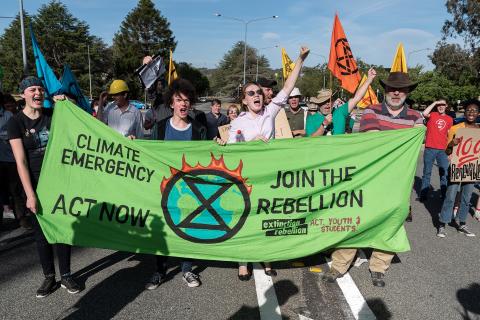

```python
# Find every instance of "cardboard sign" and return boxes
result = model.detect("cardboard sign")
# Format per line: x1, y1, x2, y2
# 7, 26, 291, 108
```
450, 128, 480, 182
218, 124, 231, 142
275, 108, 293, 139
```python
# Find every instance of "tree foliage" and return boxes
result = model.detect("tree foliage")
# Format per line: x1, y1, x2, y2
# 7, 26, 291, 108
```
210, 42, 273, 96
176, 62, 210, 96
112, 0, 176, 98
0, 1, 110, 97
443, 0, 480, 49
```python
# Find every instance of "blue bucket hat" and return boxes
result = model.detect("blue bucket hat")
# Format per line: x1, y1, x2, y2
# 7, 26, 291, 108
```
19, 76, 44, 93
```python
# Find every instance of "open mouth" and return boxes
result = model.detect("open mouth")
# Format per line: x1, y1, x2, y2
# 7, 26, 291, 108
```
253, 98, 261, 107
32, 96, 43, 104
179, 107, 188, 115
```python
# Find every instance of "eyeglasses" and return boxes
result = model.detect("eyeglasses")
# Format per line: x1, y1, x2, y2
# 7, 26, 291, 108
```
245, 89, 262, 97
228, 111, 238, 114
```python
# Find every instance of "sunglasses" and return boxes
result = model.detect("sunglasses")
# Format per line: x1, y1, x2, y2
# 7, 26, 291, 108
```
245, 89, 262, 97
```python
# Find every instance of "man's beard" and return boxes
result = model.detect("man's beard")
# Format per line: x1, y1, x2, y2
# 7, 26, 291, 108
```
385, 95, 406, 110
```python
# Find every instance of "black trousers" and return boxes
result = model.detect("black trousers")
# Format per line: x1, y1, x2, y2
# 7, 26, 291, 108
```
31, 216, 72, 277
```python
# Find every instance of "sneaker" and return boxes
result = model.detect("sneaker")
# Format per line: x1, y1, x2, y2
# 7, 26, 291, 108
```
3, 209, 15, 219
145, 272, 165, 290
60, 276, 81, 294
36, 276, 57, 298
370, 271, 385, 287
182, 272, 201, 287
457, 225, 476, 237
437, 226, 447, 238
321, 268, 342, 283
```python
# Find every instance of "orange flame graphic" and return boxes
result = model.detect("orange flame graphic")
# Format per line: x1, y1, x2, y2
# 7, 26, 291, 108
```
160, 153, 252, 194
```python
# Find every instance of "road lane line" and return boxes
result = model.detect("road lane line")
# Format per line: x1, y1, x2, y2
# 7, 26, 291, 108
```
253, 263, 282, 320
328, 262, 376, 320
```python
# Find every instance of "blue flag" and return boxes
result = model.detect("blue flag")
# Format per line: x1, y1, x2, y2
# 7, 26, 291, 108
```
30, 25, 62, 108
59, 65, 92, 113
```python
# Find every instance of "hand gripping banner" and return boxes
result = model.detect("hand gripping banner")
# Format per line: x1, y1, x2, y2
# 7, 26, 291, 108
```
36, 101, 424, 262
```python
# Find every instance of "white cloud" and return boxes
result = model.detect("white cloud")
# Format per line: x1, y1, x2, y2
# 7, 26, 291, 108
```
262, 32, 280, 40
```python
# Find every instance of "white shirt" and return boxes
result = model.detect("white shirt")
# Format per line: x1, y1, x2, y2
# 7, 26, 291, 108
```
228, 90, 288, 143
102, 102, 144, 138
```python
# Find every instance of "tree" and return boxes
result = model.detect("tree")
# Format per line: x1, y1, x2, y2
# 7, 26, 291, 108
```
33, 1, 111, 97
442, 0, 480, 50
0, 1, 111, 96
0, 13, 34, 93
176, 62, 210, 97
430, 43, 477, 85
112, 0, 176, 98
210, 42, 273, 96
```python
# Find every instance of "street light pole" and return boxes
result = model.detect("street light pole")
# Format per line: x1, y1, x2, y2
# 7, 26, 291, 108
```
256, 45, 278, 81
310, 52, 327, 88
87, 44, 92, 99
19, 0, 28, 74
215, 13, 278, 84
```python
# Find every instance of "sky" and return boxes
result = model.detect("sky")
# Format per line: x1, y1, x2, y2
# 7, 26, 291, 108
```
0, 0, 453, 70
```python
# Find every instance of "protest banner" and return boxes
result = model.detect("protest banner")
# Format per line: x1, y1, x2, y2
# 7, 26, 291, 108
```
36, 101, 424, 262
450, 128, 480, 182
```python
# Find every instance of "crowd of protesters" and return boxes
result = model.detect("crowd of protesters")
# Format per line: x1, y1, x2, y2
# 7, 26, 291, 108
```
2, 45, 480, 299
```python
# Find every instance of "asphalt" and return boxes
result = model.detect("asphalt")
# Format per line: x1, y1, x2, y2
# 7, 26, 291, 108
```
1, 107, 480, 319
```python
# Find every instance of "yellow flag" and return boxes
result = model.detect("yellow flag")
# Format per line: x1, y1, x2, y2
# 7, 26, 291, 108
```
390, 43, 408, 73
168, 49, 178, 85
281, 48, 295, 81
357, 74, 379, 108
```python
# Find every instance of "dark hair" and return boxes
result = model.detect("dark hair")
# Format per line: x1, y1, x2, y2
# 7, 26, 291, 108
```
2, 93, 16, 104
463, 99, 480, 112
211, 98, 221, 106
164, 78, 196, 106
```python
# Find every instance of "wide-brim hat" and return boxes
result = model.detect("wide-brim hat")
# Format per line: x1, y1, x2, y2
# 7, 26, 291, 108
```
309, 89, 332, 104
289, 87, 302, 97
380, 72, 418, 91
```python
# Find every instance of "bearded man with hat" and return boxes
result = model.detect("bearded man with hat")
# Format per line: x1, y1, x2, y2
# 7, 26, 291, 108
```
306, 68, 377, 136
96, 79, 144, 139
322, 71, 423, 288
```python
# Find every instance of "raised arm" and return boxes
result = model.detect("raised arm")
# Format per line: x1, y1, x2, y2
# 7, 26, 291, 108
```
422, 101, 440, 118
347, 68, 376, 113
282, 47, 310, 95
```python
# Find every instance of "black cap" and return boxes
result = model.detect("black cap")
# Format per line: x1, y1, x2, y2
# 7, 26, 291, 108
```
257, 77, 277, 88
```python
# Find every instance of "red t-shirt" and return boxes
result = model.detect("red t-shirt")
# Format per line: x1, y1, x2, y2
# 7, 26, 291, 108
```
425, 112, 453, 149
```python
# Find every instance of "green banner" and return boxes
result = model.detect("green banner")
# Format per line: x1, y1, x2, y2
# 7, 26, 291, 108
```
36, 101, 424, 262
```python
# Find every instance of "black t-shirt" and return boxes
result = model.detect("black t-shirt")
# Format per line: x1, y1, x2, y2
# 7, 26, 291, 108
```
206, 112, 229, 140
7, 112, 51, 186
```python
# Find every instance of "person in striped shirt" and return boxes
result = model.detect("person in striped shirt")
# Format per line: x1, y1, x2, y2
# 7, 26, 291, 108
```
322, 72, 423, 288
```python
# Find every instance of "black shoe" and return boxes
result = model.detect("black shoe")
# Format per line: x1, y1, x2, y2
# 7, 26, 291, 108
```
370, 272, 385, 287
145, 272, 166, 290
238, 273, 251, 281
406, 206, 412, 222
265, 269, 277, 277
321, 268, 342, 283
36, 276, 57, 298
60, 276, 81, 294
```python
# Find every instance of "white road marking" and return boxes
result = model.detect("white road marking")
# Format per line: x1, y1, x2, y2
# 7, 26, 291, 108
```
328, 262, 376, 320
253, 263, 282, 320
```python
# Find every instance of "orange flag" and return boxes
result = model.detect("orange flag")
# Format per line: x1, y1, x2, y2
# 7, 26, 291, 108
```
328, 14, 361, 94
357, 74, 379, 108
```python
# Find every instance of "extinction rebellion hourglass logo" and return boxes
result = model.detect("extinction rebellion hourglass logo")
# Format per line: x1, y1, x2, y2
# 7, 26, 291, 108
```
160, 154, 251, 243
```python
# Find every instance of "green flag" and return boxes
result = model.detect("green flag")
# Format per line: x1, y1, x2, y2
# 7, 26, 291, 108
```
36, 101, 424, 262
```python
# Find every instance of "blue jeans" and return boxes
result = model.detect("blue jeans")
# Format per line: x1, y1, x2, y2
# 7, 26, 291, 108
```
439, 182, 475, 224
421, 148, 449, 198
156, 256, 193, 274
